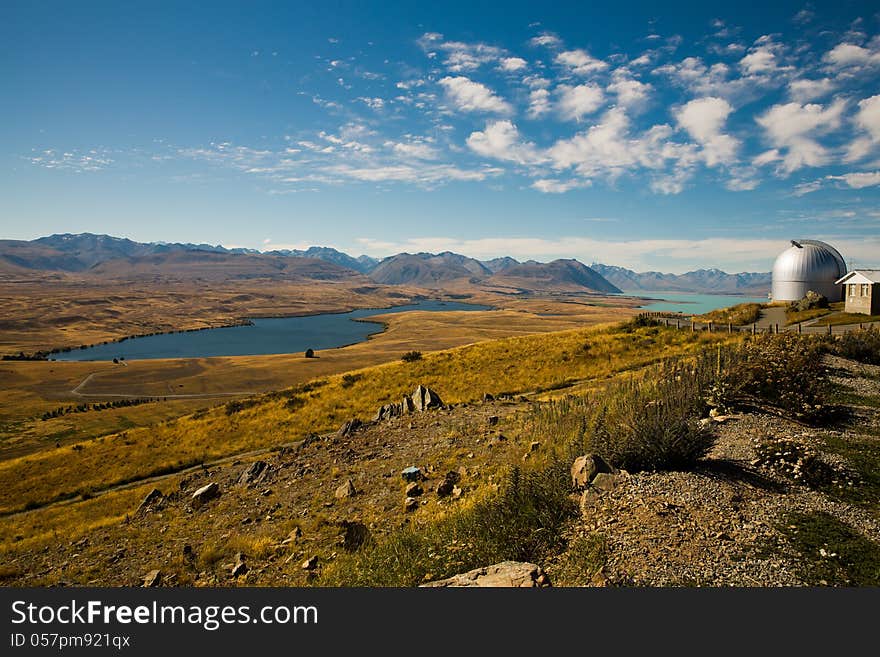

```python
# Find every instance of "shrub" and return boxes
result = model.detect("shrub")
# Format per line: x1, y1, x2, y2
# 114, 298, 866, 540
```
792, 290, 829, 313
715, 335, 831, 424
831, 328, 880, 365
340, 373, 361, 389
751, 435, 837, 488
401, 350, 422, 362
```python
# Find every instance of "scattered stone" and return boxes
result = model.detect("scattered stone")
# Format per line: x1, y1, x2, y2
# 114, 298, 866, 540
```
335, 479, 357, 499
405, 482, 423, 497
571, 454, 614, 489
142, 570, 162, 587
412, 385, 443, 412
182, 544, 194, 561
289, 526, 303, 541
452, 485, 463, 499
436, 471, 461, 497
591, 472, 622, 492
420, 561, 551, 588
237, 461, 267, 486
528, 441, 541, 452
404, 497, 419, 512
483, 393, 495, 402
338, 520, 370, 551
401, 466, 424, 482
301, 556, 318, 571
191, 482, 220, 509
487, 415, 499, 426
401, 395, 415, 414
137, 488, 163, 512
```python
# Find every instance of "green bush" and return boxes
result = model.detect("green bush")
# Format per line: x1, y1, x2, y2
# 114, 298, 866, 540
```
401, 350, 423, 362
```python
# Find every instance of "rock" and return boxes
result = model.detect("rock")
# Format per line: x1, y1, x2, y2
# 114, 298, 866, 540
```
420, 561, 551, 588
483, 393, 495, 402
528, 441, 541, 452
301, 556, 318, 571
289, 526, 303, 541
404, 497, 419, 512
142, 570, 162, 587
487, 415, 499, 426
182, 544, 194, 560
335, 479, 357, 499
231, 553, 248, 577
237, 461, 267, 486
401, 395, 415, 414
191, 482, 220, 509
338, 520, 370, 551
137, 488, 163, 512
571, 454, 614, 489
412, 385, 443, 412
373, 403, 401, 422
338, 418, 362, 437
452, 485, 463, 499
591, 472, 623, 492
436, 471, 461, 497
405, 482, 423, 497
401, 466, 424, 482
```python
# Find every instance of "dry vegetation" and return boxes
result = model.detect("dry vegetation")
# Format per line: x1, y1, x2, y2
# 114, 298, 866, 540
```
693, 302, 764, 326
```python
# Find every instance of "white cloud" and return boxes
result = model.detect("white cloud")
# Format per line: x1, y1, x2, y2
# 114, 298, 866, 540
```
438, 76, 512, 114
466, 120, 544, 165
557, 83, 605, 121
556, 49, 608, 75
608, 71, 652, 110
824, 42, 880, 69
675, 97, 739, 166
358, 97, 385, 109
387, 140, 439, 160
499, 57, 527, 72
531, 178, 589, 193
827, 171, 880, 188
754, 99, 847, 174
846, 95, 880, 162
739, 38, 791, 77
788, 78, 835, 102
530, 34, 561, 48
420, 35, 507, 72
527, 88, 551, 119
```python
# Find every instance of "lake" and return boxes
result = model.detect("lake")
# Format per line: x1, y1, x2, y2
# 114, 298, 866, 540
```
626, 291, 768, 315
53, 300, 492, 361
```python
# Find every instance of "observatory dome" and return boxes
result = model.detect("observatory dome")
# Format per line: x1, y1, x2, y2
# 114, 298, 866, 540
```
771, 240, 846, 302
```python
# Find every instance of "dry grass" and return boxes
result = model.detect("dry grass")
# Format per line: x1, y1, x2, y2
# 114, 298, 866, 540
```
0, 323, 734, 515
813, 312, 880, 326
785, 308, 833, 325
693, 302, 764, 326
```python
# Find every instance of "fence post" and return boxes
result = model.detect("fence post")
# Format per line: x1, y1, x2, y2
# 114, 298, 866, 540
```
708, 321, 713, 333
752, 323, 756, 335
798, 323, 802, 334
775, 323, 778, 334
828, 324, 832, 336
727, 322, 732, 334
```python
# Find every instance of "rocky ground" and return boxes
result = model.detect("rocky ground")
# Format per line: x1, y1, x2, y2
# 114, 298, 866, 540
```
2, 356, 878, 587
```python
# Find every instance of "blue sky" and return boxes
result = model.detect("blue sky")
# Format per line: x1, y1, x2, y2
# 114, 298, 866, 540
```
2, 0, 879, 272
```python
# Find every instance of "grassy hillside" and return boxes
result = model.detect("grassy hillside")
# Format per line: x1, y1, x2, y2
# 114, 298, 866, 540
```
0, 322, 736, 516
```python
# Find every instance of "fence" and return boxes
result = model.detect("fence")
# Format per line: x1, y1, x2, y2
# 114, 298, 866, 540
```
637, 313, 876, 336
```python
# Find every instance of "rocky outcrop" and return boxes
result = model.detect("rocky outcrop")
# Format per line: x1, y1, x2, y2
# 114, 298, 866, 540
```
420, 561, 551, 587
571, 454, 614, 489
372, 386, 443, 423
191, 482, 220, 509
237, 461, 267, 486
412, 385, 443, 411
335, 478, 357, 499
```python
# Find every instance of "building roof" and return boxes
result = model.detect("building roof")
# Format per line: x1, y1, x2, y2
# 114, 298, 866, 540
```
835, 270, 880, 285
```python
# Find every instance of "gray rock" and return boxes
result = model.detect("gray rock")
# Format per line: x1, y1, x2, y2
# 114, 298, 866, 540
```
237, 461, 267, 486
335, 478, 357, 499
571, 454, 614, 489
412, 385, 443, 412
420, 561, 551, 588
487, 415, 499, 426
142, 569, 162, 587
401, 466, 424, 482
137, 488, 163, 512
338, 418, 362, 437
591, 472, 623, 492
191, 482, 220, 509
373, 403, 402, 422
231, 553, 248, 577
401, 395, 415, 414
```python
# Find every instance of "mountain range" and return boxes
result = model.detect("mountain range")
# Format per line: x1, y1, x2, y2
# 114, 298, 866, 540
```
0, 233, 770, 295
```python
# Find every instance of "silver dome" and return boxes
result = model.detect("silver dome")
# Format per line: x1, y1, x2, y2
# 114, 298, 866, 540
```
771, 240, 846, 302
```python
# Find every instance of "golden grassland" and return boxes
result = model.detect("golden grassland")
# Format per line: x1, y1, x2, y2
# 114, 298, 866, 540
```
813, 312, 880, 326
693, 302, 764, 326
0, 322, 737, 518
0, 303, 634, 458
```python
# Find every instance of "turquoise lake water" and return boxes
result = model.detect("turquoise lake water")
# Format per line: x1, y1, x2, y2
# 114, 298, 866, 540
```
625, 291, 768, 315
53, 300, 492, 361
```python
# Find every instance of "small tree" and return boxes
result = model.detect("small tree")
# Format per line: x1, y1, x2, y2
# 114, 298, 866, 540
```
304, 348, 315, 358
401, 351, 422, 362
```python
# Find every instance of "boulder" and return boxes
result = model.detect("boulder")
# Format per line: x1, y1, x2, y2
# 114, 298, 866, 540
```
592, 472, 624, 492
401, 395, 415, 414
231, 553, 248, 577
137, 488, 163, 512
420, 561, 551, 588
412, 385, 443, 412
487, 415, 499, 426
373, 403, 402, 422
436, 471, 461, 497
191, 482, 220, 509
404, 497, 419, 512
405, 482, 423, 497
142, 570, 162, 587
304, 348, 316, 358
401, 466, 424, 482
335, 478, 357, 499
237, 461, 267, 486
571, 454, 614, 489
